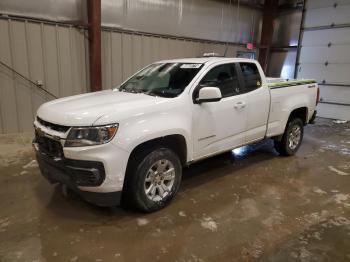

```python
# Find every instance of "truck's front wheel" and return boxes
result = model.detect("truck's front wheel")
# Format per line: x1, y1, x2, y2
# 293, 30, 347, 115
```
274, 118, 304, 156
124, 148, 182, 212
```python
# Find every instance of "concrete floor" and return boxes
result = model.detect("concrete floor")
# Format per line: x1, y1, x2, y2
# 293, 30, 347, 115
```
0, 118, 349, 262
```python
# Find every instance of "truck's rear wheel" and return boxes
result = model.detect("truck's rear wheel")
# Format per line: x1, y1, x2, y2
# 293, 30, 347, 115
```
124, 147, 182, 212
274, 118, 304, 156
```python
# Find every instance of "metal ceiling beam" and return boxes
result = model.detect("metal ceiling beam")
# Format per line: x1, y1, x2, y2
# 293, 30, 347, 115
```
87, 0, 102, 92
258, 0, 279, 73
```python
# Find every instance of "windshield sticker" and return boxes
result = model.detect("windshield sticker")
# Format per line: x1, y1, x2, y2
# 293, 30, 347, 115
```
180, 64, 202, 69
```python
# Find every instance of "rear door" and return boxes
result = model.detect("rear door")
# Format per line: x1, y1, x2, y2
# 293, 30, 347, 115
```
238, 62, 270, 143
192, 63, 248, 159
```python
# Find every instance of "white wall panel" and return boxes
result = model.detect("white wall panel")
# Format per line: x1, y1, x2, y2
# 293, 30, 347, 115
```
319, 85, 350, 105
0, 20, 19, 133
102, 0, 261, 44
304, 4, 350, 28
300, 46, 350, 64
42, 25, 60, 97
268, 51, 297, 79
159, 38, 170, 59
101, 30, 255, 90
0, 0, 87, 23
298, 0, 350, 120
302, 28, 350, 46
69, 27, 87, 95
10, 21, 33, 132
122, 33, 133, 82
0, 19, 88, 133
26, 23, 44, 89
0, 17, 258, 133
317, 103, 350, 121
132, 35, 143, 73
111, 32, 123, 87
1, 0, 261, 45
306, 0, 350, 9
272, 12, 301, 46
299, 64, 350, 85
57, 26, 74, 98
101, 31, 112, 90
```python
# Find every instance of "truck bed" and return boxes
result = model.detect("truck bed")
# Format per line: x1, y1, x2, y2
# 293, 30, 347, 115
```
266, 78, 318, 138
267, 78, 317, 89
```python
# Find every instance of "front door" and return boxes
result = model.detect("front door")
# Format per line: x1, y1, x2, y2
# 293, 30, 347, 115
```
192, 63, 247, 159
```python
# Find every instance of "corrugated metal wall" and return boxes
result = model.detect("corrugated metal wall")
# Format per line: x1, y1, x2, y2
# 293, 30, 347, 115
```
100, 30, 246, 89
0, 19, 88, 133
267, 11, 301, 79
0, 0, 262, 44
0, 0, 261, 134
297, 0, 350, 120
101, 0, 262, 44
268, 50, 297, 79
0, 20, 257, 134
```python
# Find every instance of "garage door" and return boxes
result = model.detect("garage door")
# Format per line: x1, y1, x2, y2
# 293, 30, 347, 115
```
297, 0, 350, 120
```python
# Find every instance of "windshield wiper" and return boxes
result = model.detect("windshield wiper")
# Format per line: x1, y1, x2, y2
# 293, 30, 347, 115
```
119, 87, 158, 96
119, 87, 140, 93
146, 89, 177, 98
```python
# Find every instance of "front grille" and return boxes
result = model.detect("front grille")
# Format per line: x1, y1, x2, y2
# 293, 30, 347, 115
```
37, 117, 70, 133
35, 131, 64, 158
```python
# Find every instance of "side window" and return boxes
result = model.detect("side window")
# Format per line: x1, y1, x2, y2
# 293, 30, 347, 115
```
199, 64, 240, 98
239, 63, 262, 92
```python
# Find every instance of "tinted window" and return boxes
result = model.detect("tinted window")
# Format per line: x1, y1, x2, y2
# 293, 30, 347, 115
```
239, 63, 262, 92
199, 64, 240, 98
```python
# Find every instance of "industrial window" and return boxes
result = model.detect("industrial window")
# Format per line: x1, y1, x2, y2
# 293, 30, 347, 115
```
199, 63, 240, 98
239, 63, 262, 92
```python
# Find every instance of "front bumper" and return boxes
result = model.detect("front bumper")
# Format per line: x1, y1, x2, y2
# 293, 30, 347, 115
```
34, 142, 122, 207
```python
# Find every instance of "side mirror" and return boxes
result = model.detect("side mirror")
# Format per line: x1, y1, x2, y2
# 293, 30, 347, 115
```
196, 87, 222, 103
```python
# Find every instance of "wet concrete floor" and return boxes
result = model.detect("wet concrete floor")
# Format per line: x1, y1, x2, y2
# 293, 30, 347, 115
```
0, 118, 349, 262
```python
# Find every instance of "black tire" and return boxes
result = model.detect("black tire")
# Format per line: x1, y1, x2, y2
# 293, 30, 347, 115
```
274, 118, 304, 156
123, 147, 182, 212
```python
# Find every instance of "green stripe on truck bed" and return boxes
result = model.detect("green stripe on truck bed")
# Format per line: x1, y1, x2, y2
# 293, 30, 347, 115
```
268, 79, 317, 89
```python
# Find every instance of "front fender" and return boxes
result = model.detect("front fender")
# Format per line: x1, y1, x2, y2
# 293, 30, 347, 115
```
110, 112, 192, 161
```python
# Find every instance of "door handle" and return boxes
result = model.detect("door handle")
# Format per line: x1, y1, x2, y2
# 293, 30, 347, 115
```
234, 101, 246, 109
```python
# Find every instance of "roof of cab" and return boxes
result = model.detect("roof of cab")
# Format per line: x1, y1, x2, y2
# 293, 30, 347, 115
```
156, 57, 257, 65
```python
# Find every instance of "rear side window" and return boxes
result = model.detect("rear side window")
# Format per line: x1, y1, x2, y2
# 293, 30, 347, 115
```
199, 63, 240, 98
239, 63, 262, 92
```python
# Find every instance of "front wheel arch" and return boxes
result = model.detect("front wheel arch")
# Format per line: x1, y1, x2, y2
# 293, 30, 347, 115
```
126, 134, 187, 168
121, 135, 187, 206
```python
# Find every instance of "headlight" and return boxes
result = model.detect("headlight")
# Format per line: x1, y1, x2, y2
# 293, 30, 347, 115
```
65, 124, 118, 147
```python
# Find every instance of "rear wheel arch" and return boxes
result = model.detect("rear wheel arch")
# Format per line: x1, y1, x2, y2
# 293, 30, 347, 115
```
288, 107, 308, 125
274, 107, 308, 142
274, 118, 304, 156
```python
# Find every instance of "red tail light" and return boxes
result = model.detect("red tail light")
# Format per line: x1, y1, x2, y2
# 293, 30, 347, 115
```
316, 87, 320, 106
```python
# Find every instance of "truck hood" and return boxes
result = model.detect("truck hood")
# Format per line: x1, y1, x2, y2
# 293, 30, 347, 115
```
37, 90, 165, 126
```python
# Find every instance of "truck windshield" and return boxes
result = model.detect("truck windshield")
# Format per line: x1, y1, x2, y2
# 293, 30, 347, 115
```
118, 63, 203, 98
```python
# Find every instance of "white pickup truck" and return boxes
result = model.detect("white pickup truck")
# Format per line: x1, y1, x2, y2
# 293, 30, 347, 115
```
33, 57, 319, 212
